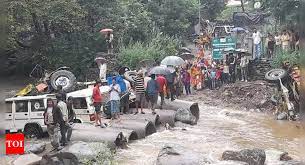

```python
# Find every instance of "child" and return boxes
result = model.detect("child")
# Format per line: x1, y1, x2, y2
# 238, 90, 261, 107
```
222, 63, 230, 84
210, 68, 216, 90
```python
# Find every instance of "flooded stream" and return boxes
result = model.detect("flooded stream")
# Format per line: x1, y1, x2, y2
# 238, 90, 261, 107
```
0, 78, 304, 164
115, 105, 305, 164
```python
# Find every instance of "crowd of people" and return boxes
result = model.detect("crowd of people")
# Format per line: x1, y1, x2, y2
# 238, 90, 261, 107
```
254, 28, 300, 59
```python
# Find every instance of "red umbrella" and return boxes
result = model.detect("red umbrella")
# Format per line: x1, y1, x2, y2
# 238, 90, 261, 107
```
100, 28, 113, 34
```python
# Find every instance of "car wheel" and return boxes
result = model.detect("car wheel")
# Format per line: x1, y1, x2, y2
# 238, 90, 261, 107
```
265, 69, 287, 82
50, 70, 76, 92
24, 123, 43, 138
73, 119, 82, 123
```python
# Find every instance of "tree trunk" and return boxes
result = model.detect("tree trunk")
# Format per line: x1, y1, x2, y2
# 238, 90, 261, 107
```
241, 0, 245, 12
31, 13, 42, 34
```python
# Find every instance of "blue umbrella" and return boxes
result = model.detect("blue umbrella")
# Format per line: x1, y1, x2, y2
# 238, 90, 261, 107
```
231, 27, 248, 32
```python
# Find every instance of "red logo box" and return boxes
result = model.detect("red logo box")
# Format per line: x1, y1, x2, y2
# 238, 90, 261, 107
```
5, 133, 24, 155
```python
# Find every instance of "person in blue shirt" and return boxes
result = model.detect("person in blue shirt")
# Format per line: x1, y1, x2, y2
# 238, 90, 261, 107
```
146, 74, 160, 114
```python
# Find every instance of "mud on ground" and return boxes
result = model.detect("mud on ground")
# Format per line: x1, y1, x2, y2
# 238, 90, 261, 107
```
184, 80, 276, 113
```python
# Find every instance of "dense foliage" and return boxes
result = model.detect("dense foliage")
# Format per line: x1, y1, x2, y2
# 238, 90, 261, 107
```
118, 31, 181, 69
2, 0, 226, 76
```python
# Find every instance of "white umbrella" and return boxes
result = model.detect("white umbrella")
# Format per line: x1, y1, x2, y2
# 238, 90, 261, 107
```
160, 56, 185, 67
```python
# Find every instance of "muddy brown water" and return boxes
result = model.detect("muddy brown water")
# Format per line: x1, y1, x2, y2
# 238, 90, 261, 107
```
115, 105, 305, 164
0, 78, 304, 164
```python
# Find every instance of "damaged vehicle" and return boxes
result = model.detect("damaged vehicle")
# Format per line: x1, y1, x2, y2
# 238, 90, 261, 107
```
265, 64, 300, 120
4, 84, 136, 138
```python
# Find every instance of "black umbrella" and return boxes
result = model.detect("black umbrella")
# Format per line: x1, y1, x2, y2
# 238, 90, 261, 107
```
149, 66, 171, 75
179, 52, 195, 60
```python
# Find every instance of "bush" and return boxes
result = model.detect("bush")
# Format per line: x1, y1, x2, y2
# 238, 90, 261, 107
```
118, 32, 181, 69
272, 50, 301, 68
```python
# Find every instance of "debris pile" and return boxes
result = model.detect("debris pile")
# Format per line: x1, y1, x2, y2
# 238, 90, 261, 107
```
220, 81, 275, 111
185, 80, 276, 112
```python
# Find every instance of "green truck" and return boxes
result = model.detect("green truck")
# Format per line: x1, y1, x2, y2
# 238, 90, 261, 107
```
212, 26, 236, 60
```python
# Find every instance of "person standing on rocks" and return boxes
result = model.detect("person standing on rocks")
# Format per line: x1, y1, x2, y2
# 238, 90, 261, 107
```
240, 52, 249, 82
56, 94, 69, 146
146, 74, 159, 114
228, 53, 236, 83
252, 28, 262, 59
44, 98, 63, 150
92, 80, 106, 128
165, 68, 176, 101
156, 74, 167, 109
66, 96, 75, 142
134, 70, 146, 115
281, 30, 290, 52
181, 67, 191, 95
109, 77, 121, 120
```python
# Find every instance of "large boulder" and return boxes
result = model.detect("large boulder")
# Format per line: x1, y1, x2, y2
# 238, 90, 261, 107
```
222, 149, 266, 165
62, 141, 113, 164
175, 108, 197, 125
13, 153, 41, 165
277, 112, 288, 120
25, 142, 46, 154
156, 144, 210, 165
37, 141, 114, 165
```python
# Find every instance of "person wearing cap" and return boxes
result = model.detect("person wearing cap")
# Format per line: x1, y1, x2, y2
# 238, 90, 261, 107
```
134, 70, 146, 115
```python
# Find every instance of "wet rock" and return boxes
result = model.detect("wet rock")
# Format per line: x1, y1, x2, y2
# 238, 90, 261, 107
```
175, 108, 197, 125
277, 112, 288, 120
25, 142, 46, 154
156, 145, 210, 165
280, 152, 293, 161
222, 148, 266, 165
225, 112, 245, 118
278, 160, 305, 165
39, 152, 78, 165
13, 153, 41, 165
62, 141, 113, 164
265, 150, 291, 164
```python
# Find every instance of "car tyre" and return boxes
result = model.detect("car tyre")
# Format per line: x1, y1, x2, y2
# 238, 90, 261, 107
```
50, 70, 76, 92
24, 123, 43, 139
265, 69, 287, 82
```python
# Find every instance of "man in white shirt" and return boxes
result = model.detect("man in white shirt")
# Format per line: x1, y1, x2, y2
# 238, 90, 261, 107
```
281, 30, 290, 51
252, 28, 262, 59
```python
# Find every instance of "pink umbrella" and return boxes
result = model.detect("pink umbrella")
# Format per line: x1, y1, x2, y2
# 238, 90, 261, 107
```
100, 28, 113, 34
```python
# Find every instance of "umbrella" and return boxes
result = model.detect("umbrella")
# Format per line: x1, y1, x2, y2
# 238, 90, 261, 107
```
161, 56, 185, 67
179, 52, 195, 60
95, 57, 107, 63
149, 66, 171, 75
100, 28, 113, 34
179, 47, 192, 53
231, 27, 248, 32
